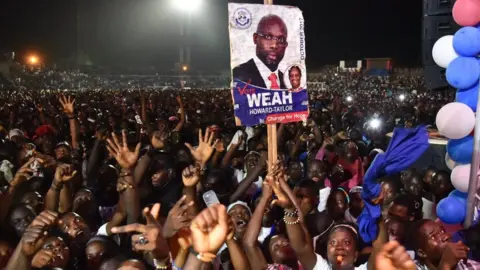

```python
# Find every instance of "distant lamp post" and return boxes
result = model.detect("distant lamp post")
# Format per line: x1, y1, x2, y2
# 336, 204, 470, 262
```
171, 0, 201, 71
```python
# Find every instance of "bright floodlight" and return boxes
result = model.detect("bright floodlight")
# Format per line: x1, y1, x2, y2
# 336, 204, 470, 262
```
346, 96, 353, 102
172, 0, 201, 12
399, 94, 405, 101
182, 65, 188, 72
370, 119, 381, 129
29, 56, 38, 65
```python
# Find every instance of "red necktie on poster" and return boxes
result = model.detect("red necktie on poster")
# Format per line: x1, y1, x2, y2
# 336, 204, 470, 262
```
268, 73, 279, 89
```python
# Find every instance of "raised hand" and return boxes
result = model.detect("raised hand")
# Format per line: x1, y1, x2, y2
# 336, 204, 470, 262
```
21, 226, 48, 257
111, 203, 169, 259
375, 241, 416, 270
30, 210, 59, 229
31, 249, 56, 268
106, 130, 141, 169
190, 204, 228, 255
59, 95, 75, 117
54, 164, 77, 183
163, 195, 194, 238
439, 241, 470, 269
10, 157, 37, 186
185, 128, 219, 166
177, 228, 192, 250
182, 165, 200, 187
151, 130, 167, 150
267, 163, 293, 209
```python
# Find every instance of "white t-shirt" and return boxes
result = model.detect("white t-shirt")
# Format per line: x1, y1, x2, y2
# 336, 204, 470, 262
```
313, 253, 368, 270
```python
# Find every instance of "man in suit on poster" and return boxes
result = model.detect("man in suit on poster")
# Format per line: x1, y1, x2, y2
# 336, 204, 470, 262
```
233, 14, 288, 89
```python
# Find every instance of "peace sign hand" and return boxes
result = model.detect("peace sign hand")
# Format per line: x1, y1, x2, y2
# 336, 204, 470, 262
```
163, 195, 194, 238
106, 130, 141, 170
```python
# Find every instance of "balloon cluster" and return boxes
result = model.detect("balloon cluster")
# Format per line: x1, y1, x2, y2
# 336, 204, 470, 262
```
432, 0, 480, 224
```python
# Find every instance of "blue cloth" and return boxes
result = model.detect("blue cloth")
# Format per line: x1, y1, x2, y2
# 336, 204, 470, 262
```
358, 126, 429, 243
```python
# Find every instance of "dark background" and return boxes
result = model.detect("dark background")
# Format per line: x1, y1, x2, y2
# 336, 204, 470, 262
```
0, 0, 423, 71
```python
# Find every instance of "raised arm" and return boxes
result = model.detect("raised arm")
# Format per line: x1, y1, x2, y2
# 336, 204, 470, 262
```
45, 165, 77, 212
59, 95, 79, 150
242, 178, 272, 270
173, 96, 185, 132
229, 151, 267, 204
106, 130, 141, 224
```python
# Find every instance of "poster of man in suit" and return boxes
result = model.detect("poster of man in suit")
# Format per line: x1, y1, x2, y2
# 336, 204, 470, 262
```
229, 3, 308, 126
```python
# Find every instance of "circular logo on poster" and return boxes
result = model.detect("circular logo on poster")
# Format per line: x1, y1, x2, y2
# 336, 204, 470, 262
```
232, 8, 252, 29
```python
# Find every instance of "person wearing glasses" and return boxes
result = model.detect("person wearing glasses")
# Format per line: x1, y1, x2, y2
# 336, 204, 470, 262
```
232, 14, 288, 89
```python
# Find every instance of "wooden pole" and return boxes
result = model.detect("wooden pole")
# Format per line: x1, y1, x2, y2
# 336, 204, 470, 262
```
264, 0, 277, 172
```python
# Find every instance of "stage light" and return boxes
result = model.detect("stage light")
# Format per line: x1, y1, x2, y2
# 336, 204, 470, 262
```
172, 0, 202, 12
182, 65, 188, 72
369, 118, 381, 129
29, 56, 38, 65
346, 96, 353, 102
399, 94, 405, 101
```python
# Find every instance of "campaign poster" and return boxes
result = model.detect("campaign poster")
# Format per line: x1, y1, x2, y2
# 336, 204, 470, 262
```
228, 3, 308, 127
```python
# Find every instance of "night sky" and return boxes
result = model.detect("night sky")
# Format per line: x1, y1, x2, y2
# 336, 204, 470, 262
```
0, 0, 423, 72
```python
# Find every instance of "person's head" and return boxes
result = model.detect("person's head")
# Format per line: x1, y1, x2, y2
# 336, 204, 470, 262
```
388, 194, 422, 222
288, 66, 302, 89
431, 171, 453, 200
244, 151, 260, 172
327, 188, 349, 221
262, 234, 296, 264
293, 179, 319, 215
326, 223, 360, 269
424, 167, 437, 187
381, 178, 400, 206
8, 204, 36, 237
118, 259, 147, 270
32, 236, 70, 269
403, 171, 423, 197
59, 212, 91, 245
148, 153, 175, 189
54, 142, 73, 163
204, 168, 236, 204
253, 15, 288, 71
287, 160, 304, 186
329, 164, 349, 188
386, 218, 408, 244
85, 236, 118, 270
348, 186, 364, 218
306, 160, 327, 185
20, 191, 44, 214
227, 201, 251, 239
343, 142, 359, 163
410, 219, 450, 265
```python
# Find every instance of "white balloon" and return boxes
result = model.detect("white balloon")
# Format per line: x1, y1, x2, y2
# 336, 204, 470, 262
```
436, 102, 475, 139
445, 153, 457, 170
451, 164, 471, 192
432, 35, 458, 68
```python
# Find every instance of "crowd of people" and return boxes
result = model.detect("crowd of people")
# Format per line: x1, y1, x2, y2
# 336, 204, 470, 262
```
0, 66, 476, 270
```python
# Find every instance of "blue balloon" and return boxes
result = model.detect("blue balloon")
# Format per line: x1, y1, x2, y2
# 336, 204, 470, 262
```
449, 189, 468, 203
453, 27, 480, 57
456, 83, 479, 111
447, 136, 474, 164
437, 197, 466, 224
446, 57, 480, 89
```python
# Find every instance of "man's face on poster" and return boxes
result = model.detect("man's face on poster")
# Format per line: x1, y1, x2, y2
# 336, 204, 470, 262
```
289, 66, 301, 89
254, 16, 288, 71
